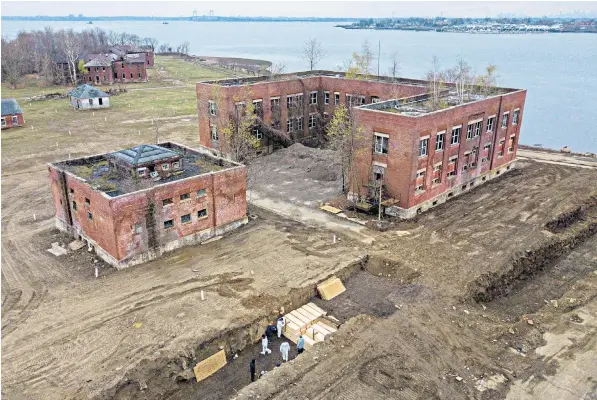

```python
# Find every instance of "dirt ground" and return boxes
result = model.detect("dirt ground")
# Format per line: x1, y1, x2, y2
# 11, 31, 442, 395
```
2, 60, 597, 400
233, 159, 597, 400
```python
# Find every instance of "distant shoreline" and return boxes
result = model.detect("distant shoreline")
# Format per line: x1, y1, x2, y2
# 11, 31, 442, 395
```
336, 25, 597, 34
1, 16, 358, 22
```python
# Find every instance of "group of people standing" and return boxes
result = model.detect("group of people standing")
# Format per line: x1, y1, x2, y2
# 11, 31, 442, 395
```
250, 317, 305, 382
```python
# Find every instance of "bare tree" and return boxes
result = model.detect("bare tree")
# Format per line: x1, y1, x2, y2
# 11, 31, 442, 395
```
268, 61, 286, 79
453, 56, 473, 104
179, 41, 190, 55
142, 37, 158, 51
426, 55, 444, 107
345, 40, 375, 79
60, 29, 83, 84
1, 38, 25, 88
387, 52, 400, 80
301, 38, 324, 71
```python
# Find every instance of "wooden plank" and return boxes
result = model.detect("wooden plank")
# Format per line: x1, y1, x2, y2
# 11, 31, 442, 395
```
315, 321, 337, 333
289, 310, 311, 326
284, 313, 307, 328
299, 304, 323, 319
320, 205, 342, 214
306, 302, 327, 316
312, 322, 332, 336
294, 308, 317, 324
193, 350, 227, 383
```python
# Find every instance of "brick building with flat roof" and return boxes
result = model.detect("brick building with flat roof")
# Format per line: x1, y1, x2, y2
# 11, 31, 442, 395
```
196, 71, 526, 218
48, 142, 247, 268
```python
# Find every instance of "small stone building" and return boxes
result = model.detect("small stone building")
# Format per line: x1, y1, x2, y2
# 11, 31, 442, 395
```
48, 142, 247, 269
1, 98, 24, 129
69, 84, 110, 110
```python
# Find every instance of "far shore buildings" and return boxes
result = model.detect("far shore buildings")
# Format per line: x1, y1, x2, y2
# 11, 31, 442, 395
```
48, 142, 247, 268
68, 84, 110, 110
197, 71, 526, 217
1, 98, 24, 129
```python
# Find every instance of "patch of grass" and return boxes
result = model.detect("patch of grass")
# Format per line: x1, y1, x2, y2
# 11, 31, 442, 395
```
156, 56, 237, 84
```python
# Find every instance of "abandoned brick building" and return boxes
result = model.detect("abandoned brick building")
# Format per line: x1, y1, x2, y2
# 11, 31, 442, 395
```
48, 142, 247, 268
54, 45, 153, 85
196, 71, 526, 217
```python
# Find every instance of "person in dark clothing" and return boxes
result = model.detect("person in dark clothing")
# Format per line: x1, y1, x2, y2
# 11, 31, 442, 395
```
250, 358, 256, 382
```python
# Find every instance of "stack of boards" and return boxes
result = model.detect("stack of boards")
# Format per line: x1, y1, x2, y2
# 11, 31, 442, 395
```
282, 302, 338, 351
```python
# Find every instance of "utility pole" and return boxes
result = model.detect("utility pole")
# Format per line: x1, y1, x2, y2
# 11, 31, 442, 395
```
377, 41, 381, 78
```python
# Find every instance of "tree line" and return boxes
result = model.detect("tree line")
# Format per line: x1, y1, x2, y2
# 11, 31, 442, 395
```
1, 27, 164, 87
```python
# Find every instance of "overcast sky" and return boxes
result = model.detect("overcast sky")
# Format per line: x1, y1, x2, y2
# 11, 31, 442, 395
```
2, 1, 597, 18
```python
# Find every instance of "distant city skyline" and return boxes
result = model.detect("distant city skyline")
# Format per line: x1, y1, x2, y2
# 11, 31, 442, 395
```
2, 1, 597, 18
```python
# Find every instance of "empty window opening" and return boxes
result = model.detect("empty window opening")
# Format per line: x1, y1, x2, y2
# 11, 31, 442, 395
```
163, 219, 174, 229
448, 192, 454, 198
436, 132, 445, 151
512, 109, 520, 125
451, 126, 461, 145
309, 91, 317, 105
197, 209, 208, 218
308, 114, 316, 129
197, 189, 207, 198
210, 124, 218, 140
162, 198, 173, 206
208, 101, 217, 116
432, 200, 438, 206
419, 138, 429, 157
180, 193, 190, 201
87, 212, 93, 221
324, 92, 330, 104
374, 134, 389, 154
501, 112, 509, 128
72, 200, 77, 210
85, 198, 90, 205
181, 214, 191, 224
334, 92, 340, 105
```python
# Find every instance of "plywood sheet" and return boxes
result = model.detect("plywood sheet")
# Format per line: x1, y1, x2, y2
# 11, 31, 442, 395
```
306, 302, 327, 316
320, 205, 342, 214
193, 350, 227, 383
317, 277, 346, 301
302, 303, 325, 318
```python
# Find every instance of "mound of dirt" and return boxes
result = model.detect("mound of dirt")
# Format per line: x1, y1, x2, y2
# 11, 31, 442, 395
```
247, 144, 343, 207
366, 256, 421, 283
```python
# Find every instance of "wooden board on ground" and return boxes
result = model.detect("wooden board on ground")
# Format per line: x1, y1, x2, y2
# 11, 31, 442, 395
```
289, 310, 311, 326
193, 349, 227, 382
320, 205, 342, 214
317, 276, 346, 301
315, 320, 338, 333
285, 313, 307, 328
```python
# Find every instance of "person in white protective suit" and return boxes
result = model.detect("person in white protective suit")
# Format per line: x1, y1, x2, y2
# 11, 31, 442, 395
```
260, 334, 272, 355
276, 317, 286, 338
280, 341, 290, 362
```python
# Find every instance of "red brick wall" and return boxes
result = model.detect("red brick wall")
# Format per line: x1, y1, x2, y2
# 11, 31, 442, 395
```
82, 66, 114, 84
48, 166, 119, 257
1, 113, 24, 129
105, 166, 246, 262
113, 61, 147, 83
145, 51, 155, 67
196, 77, 427, 149
352, 90, 527, 209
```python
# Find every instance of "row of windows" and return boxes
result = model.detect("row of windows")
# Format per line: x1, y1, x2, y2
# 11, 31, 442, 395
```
413, 136, 517, 193
208, 91, 380, 117
162, 189, 207, 206
163, 209, 208, 229
373, 109, 520, 158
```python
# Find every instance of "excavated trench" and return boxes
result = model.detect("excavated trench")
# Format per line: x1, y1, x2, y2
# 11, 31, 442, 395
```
468, 195, 597, 306
100, 256, 368, 400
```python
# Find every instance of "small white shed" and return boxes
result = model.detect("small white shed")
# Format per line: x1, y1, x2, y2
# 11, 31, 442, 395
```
68, 84, 110, 110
